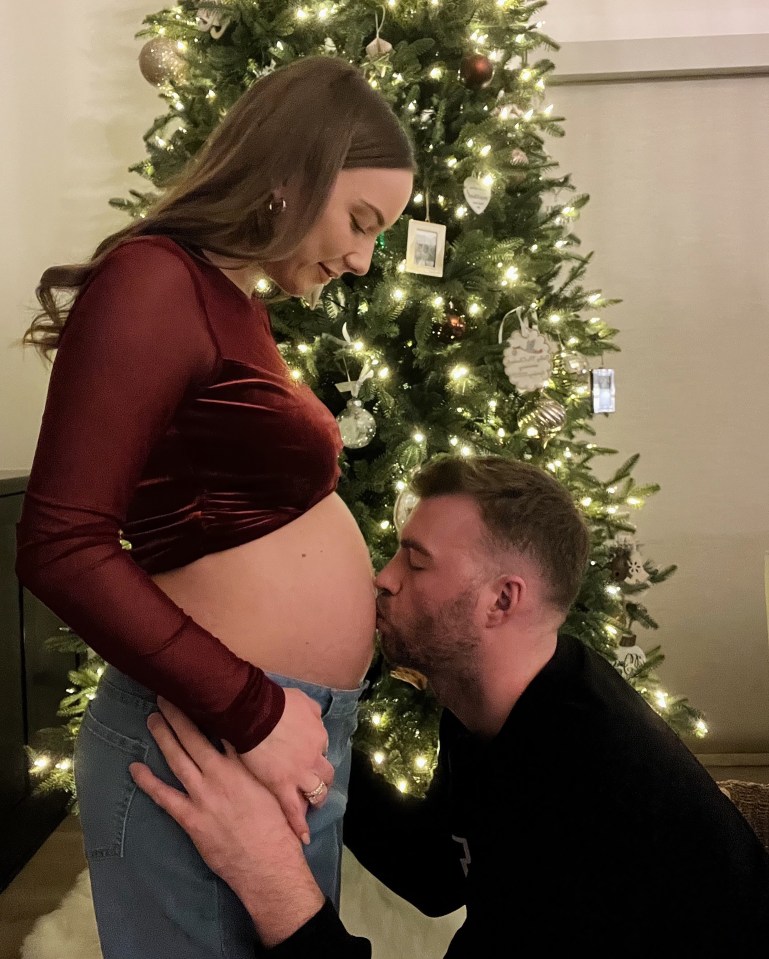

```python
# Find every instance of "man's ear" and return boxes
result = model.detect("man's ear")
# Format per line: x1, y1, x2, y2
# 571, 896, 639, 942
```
486, 575, 524, 626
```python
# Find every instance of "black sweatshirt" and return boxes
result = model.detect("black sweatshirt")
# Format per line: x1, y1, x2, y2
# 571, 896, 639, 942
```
268, 635, 769, 957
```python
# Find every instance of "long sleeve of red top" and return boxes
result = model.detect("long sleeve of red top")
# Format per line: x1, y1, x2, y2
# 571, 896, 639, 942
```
16, 241, 285, 752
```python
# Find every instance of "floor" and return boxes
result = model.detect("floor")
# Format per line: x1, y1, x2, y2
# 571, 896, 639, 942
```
0, 815, 86, 959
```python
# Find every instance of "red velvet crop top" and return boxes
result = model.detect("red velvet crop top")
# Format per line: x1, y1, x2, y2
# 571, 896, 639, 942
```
16, 235, 343, 751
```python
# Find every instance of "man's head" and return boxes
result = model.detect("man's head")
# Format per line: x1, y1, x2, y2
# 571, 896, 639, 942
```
375, 455, 590, 687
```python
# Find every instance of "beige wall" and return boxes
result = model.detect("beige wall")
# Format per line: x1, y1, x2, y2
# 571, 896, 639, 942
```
2, 3, 768, 753
1, 0, 158, 467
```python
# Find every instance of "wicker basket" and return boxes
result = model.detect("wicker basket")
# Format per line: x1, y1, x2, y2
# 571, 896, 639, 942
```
718, 779, 769, 851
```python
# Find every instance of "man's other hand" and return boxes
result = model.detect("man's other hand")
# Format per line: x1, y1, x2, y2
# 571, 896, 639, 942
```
129, 697, 325, 947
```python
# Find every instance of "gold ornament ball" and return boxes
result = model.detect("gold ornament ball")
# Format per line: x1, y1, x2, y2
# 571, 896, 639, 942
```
556, 350, 590, 376
139, 37, 186, 86
518, 396, 567, 438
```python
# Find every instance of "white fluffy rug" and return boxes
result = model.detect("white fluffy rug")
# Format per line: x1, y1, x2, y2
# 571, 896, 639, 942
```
21, 848, 465, 958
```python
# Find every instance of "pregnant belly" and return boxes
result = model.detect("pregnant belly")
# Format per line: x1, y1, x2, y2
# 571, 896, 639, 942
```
151, 493, 377, 689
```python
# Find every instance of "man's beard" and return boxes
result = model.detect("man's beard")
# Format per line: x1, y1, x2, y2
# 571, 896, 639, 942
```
379, 587, 480, 684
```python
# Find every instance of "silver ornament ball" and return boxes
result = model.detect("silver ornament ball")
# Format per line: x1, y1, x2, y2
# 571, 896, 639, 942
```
336, 400, 377, 449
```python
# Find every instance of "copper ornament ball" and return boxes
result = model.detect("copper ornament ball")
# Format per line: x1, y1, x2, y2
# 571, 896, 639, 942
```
460, 54, 494, 90
436, 311, 468, 342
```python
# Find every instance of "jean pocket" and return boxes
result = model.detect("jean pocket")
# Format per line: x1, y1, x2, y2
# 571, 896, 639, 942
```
74, 707, 149, 861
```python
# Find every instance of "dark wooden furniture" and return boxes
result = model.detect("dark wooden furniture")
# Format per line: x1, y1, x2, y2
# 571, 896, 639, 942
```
0, 472, 77, 891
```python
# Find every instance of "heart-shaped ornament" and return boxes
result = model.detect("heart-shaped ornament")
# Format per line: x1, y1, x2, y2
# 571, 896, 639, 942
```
463, 177, 491, 215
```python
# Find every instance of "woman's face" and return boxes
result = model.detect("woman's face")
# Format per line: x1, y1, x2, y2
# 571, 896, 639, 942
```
262, 167, 414, 297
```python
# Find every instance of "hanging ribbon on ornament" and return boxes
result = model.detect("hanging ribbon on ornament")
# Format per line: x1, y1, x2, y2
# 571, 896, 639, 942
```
335, 330, 378, 449
366, 7, 393, 59
336, 363, 375, 399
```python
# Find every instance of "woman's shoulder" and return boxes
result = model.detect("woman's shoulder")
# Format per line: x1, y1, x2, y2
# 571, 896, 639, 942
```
101, 234, 204, 279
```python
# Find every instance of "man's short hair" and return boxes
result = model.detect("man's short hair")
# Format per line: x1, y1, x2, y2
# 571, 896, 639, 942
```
411, 455, 590, 614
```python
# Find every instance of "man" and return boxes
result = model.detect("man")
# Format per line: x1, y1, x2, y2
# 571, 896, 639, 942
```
131, 455, 769, 956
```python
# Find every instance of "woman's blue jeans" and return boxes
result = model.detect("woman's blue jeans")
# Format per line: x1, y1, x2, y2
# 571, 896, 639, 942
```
74, 665, 363, 958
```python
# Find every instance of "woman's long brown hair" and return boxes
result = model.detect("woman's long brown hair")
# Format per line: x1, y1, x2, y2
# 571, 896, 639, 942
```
26, 56, 415, 360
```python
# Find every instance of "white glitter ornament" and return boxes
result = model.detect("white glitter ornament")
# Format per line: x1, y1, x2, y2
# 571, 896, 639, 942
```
614, 637, 647, 678
502, 323, 555, 392
195, 6, 231, 39
337, 400, 377, 449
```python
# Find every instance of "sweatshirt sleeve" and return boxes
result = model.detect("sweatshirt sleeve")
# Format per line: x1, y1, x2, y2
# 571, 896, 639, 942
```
343, 741, 467, 917
266, 900, 371, 959
16, 239, 285, 752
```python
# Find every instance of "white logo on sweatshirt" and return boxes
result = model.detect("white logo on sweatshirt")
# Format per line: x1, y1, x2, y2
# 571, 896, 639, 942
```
452, 834, 471, 877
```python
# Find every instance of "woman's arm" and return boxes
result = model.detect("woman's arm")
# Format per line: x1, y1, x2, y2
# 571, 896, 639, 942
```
16, 239, 286, 751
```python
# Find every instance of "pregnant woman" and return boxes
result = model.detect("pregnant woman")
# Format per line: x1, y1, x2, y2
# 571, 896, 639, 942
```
17, 55, 414, 958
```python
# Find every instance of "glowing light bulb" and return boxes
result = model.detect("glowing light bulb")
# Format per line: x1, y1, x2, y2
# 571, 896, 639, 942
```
33, 757, 50, 769
456, 206, 468, 218
581, 496, 592, 507
378, 367, 390, 379
450, 437, 459, 446
397, 779, 408, 793
413, 192, 424, 204
374, 751, 385, 764
460, 445, 471, 457
371, 712, 383, 726
526, 426, 538, 437
451, 366, 468, 381
469, 303, 480, 315
505, 265, 519, 281
497, 428, 506, 438
413, 432, 425, 443
380, 520, 390, 530
433, 295, 444, 307
655, 691, 668, 710
415, 756, 428, 769
430, 67, 442, 79
298, 343, 309, 353
695, 719, 708, 737
290, 369, 302, 381
393, 288, 405, 301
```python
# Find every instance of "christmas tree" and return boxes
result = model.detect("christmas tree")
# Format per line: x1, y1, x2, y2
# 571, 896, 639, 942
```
28, 0, 707, 802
